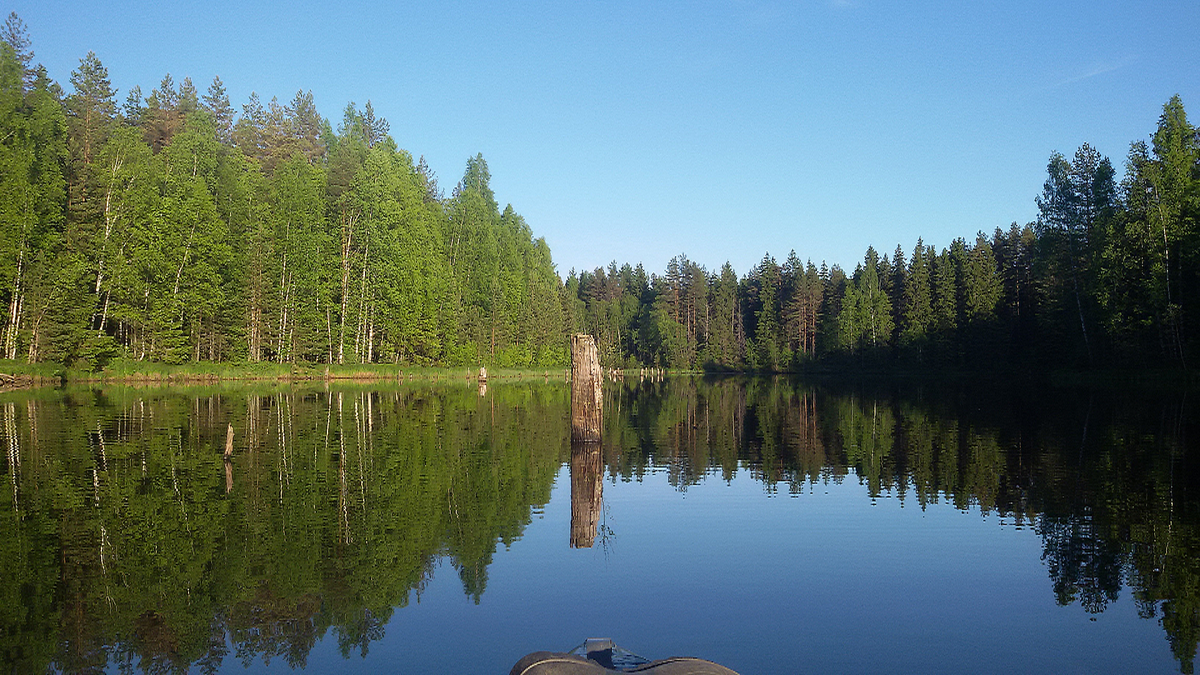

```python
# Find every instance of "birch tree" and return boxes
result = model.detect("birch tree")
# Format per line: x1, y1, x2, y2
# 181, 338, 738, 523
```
0, 44, 67, 362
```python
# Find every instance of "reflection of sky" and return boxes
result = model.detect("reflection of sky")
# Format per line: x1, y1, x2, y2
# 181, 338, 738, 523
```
295, 466, 1174, 675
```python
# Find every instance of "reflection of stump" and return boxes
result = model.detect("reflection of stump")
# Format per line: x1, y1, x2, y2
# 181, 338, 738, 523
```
224, 423, 234, 493
570, 442, 603, 548
571, 334, 602, 442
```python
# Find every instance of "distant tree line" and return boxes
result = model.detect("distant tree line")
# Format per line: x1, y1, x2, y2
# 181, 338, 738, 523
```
566, 96, 1199, 373
1, 13, 1197, 373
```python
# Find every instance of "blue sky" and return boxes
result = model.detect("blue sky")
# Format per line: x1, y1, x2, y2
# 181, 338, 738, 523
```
13, 0, 1200, 278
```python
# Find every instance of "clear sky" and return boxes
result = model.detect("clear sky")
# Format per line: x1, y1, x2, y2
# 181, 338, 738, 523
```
12, 0, 1200, 279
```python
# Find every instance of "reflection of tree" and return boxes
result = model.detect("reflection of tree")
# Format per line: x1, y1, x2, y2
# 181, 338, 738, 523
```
228, 589, 321, 668
833, 393, 895, 498
0, 382, 568, 673
333, 607, 385, 660
1038, 514, 1123, 613
600, 376, 840, 492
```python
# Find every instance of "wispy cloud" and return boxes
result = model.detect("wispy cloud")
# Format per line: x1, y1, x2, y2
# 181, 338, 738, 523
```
1047, 56, 1137, 89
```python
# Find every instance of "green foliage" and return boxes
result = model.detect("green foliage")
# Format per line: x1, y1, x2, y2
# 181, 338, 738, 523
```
0, 16, 1196, 376
899, 239, 932, 361
834, 248, 894, 359
0, 40, 69, 363
0, 20, 570, 372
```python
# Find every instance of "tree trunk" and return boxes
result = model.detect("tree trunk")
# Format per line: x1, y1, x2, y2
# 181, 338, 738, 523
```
4, 246, 25, 360
247, 255, 264, 361
354, 242, 369, 363
276, 259, 290, 364
337, 208, 356, 365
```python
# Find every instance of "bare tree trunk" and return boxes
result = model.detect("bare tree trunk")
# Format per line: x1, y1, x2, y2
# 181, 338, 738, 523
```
98, 289, 111, 334
366, 304, 375, 363
337, 209, 356, 365
94, 151, 128, 333
138, 289, 150, 361
4, 247, 25, 360
247, 259, 263, 361
5, 291, 22, 361
354, 242, 369, 362
276, 262, 290, 364
172, 219, 198, 297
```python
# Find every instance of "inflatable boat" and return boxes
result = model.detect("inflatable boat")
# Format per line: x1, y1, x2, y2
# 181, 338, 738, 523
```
509, 638, 739, 674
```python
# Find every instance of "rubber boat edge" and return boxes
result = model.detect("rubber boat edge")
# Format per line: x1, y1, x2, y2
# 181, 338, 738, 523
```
509, 639, 739, 675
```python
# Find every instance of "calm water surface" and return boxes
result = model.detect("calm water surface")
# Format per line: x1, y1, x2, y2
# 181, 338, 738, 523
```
1, 377, 1196, 674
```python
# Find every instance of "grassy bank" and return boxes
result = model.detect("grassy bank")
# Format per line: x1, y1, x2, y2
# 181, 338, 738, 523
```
5, 357, 1188, 391
0, 358, 574, 387
0, 360, 69, 388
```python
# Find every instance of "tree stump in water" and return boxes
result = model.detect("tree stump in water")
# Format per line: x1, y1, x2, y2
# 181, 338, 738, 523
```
571, 334, 602, 442
570, 334, 603, 548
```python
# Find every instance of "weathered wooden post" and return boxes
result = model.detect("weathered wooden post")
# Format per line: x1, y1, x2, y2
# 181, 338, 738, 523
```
570, 334, 602, 442
569, 333, 604, 547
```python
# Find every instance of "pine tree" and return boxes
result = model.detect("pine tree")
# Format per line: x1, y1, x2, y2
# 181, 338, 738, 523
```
67, 51, 116, 169
202, 76, 234, 144
0, 12, 34, 89
901, 239, 933, 362
930, 247, 958, 363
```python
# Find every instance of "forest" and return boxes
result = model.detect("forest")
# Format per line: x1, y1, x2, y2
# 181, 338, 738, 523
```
1, 12, 1198, 374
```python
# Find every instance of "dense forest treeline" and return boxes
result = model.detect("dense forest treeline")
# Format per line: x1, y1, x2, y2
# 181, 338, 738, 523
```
1, 13, 1198, 373
0, 15, 564, 370
569, 96, 1200, 372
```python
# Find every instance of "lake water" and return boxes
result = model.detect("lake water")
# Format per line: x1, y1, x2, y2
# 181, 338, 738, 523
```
1, 376, 1196, 674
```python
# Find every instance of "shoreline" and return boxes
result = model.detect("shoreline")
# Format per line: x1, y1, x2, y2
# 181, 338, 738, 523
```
0, 362, 578, 390
0, 359, 1191, 392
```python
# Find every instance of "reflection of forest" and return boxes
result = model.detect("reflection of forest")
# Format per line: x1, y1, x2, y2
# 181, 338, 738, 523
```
0, 383, 569, 673
1, 378, 1197, 673
600, 376, 1200, 674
